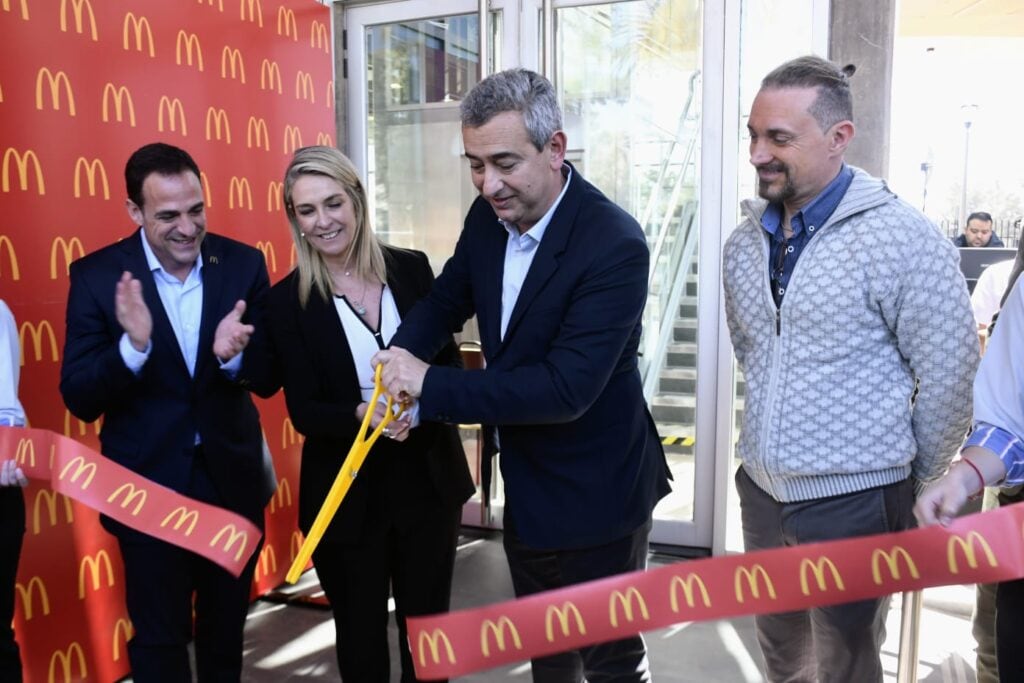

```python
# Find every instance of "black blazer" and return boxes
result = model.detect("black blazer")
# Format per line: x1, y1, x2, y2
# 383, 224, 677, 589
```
60, 230, 278, 526
267, 246, 473, 544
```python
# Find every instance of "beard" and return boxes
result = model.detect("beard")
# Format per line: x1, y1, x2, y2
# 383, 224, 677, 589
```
756, 162, 796, 204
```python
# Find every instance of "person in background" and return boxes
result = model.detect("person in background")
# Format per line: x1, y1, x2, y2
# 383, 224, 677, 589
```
267, 146, 474, 682
0, 300, 27, 682
59, 142, 278, 681
723, 55, 978, 682
954, 211, 1005, 248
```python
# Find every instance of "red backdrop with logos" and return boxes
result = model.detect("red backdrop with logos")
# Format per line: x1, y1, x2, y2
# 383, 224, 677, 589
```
0, 0, 333, 680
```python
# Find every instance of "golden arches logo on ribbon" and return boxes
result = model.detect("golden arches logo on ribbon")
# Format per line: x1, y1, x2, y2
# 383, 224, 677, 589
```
609, 586, 649, 627
283, 124, 303, 153
277, 6, 297, 39
3, 148, 45, 194
15, 437, 35, 467
295, 70, 315, 103
267, 180, 283, 212
211, 523, 249, 561
112, 618, 133, 661
122, 12, 155, 57
161, 505, 200, 536
205, 107, 231, 143
798, 555, 845, 596
229, 176, 253, 210
310, 20, 327, 52
107, 482, 148, 516
0, 235, 19, 280
480, 616, 522, 657
3, 0, 29, 21
36, 67, 76, 116
158, 96, 188, 135
102, 83, 136, 126
734, 564, 776, 603
669, 572, 711, 611
255, 543, 277, 580
48, 642, 87, 683
256, 240, 277, 273
15, 576, 50, 620
544, 601, 586, 642
221, 46, 246, 82
19, 320, 58, 364
417, 628, 456, 666
240, 0, 262, 26
73, 157, 109, 199
247, 116, 270, 150
78, 549, 115, 598
269, 477, 291, 513
59, 455, 97, 489
32, 489, 74, 535
51, 235, 85, 278
60, 0, 98, 40
947, 531, 997, 574
871, 545, 919, 585
176, 30, 204, 70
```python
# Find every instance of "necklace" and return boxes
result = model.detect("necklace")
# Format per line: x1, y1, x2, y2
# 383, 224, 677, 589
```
340, 270, 368, 316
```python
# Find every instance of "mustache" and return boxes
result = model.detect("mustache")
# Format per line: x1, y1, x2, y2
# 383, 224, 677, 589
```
755, 162, 787, 174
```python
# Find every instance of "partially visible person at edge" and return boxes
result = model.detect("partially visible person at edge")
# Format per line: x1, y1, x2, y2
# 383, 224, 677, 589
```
59, 142, 278, 681
0, 300, 27, 682
954, 211, 1005, 248
266, 146, 474, 682
372, 68, 671, 682
723, 55, 978, 683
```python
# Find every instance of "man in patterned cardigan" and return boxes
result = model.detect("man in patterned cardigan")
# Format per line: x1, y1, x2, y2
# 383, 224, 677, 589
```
723, 55, 978, 682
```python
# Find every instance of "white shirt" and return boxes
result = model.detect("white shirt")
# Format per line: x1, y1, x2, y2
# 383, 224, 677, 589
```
499, 166, 573, 340
0, 300, 26, 427
971, 257, 1015, 327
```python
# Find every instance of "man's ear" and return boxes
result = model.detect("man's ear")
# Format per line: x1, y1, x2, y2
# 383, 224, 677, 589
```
830, 120, 855, 157
547, 130, 567, 170
126, 198, 145, 227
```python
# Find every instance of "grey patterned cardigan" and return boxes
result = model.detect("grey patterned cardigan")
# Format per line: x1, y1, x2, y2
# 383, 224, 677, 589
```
723, 167, 979, 503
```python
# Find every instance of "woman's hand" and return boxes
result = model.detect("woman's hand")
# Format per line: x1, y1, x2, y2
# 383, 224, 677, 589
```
355, 402, 412, 442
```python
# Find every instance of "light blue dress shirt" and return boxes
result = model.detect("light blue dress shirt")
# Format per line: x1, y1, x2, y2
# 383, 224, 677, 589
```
0, 300, 26, 428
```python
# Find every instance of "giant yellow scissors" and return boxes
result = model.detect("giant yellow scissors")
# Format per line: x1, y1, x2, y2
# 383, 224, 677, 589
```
286, 364, 402, 583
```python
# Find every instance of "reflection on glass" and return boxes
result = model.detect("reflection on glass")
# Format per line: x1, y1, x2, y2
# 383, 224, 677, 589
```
557, 0, 701, 526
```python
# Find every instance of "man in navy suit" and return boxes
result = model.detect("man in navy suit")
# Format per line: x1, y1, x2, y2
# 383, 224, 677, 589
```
374, 69, 670, 682
60, 143, 277, 682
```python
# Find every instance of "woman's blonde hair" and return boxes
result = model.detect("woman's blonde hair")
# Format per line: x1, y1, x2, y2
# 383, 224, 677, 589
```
282, 146, 386, 307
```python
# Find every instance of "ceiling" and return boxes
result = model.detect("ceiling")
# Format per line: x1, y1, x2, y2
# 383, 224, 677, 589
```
899, 0, 1024, 37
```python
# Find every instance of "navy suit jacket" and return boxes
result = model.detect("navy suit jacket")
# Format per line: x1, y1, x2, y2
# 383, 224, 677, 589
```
60, 230, 277, 528
390, 164, 670, 549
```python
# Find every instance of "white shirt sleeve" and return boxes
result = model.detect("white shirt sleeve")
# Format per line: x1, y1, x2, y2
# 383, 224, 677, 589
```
0, 300, 26, 427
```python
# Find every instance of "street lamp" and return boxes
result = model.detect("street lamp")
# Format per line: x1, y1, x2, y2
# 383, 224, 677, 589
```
960, 104, 979, 230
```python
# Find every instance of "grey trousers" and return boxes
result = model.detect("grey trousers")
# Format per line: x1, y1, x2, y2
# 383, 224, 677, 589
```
736, 467, 914, 683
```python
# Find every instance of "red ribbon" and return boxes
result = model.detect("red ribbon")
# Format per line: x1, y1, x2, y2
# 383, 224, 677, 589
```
409, 501, 1024, 679
1, 427, 261, 576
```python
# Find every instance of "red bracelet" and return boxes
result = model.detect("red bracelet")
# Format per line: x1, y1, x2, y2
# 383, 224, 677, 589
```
954, 458, 986, 500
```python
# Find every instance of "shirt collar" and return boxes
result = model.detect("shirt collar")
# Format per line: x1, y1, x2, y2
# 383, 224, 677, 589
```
760, 164, 853, 241
500, 164, 573, 244
139, 229, 203, 282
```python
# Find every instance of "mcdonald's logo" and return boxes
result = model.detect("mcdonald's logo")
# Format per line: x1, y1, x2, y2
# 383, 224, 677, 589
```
267, 180, 283, 212
158, 96, 188, 135
161, 506, 200, 536
417, 628, 456, 666
799, 556, 846, 595
33, 489, 74, 534
228, 176, 253, 210
51, 236, 85, 278
102, 83, 136, 126
480, 616, 522, 657
205, 107, 232, 143
276, 6, 297, 39
295, 70, 315, 103
35, 68, 76, 116
176, 30, 204, 70
210, 524, 249, 561
269, 477, 291, 513
281, 417, 300, 448
734, 564, 777, 603
48, 642, 87, 683
316, 132, 333, 146
63, 409, 101, 438
259, 59, 282, 93
609, 587, 649, 627
669, 573, 711, 611
326, 79, 334, 109
221, 46, 246, 83
78, 549, 114, 598
60, 0, 98, 41
310, 20, 328, 52
290, 530, 304, 562
544, 601, 586, 642
200, 171, 212, 207
58, 455, 97, 489
107, 482, 148, 516
2, 0, 29, 21
122, 12, 155, 57
240, 0, 262, 27
112, 618, 133, 661
255, 544, 277, 580
871, 546, 920, 584
283, 124, 303, 153
256, 240, 277, 273
947, 531, 998, 574
247, 116, 270, 150
73, 157, 109, 199
0, 235, 19, 280
15, 576, 50, 619
3, 148, 45, 194
19, 320, 58, 364
15, 438, 35, 467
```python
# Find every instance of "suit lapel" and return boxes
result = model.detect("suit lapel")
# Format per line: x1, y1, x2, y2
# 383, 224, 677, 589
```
385, 248, 418, 317
480, 220, 508, 353
195, 239, 223, 379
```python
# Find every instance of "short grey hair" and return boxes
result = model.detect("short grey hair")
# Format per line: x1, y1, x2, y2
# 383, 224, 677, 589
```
460, 68, 562, 150
760, 55, 856, 131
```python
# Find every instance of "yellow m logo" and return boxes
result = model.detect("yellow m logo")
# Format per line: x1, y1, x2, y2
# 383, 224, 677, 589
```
60, 0, 98, 40
36, 67, 76, 116
16, 576, 50, 619
310, 20, 327, 51
0, 235, 19, 280
283, 124, 303, 153
799, 556, 846, 596
544, 601, 587, 641
267, 180, 283, 212
276, 6, 297, 39
255, 544, 277, 580
161, 506, 200, 536
228, 176, 253, 210
122, 12, 155, 57
112, 618, 133, 662
734, 564, 777, 603
19, 320, 59, 363
947, 531, 998, 574
73, 157, 109, 199
2, 148, 45, 194
295, 70, 314, 103
669, 573, 711, 611
609, 587, 649, 627
78, 550, 114, 598
417, 628, 456, 666
260, 59, 282, 93
871, 546, 920, 585
210, 524, 249, 561
107, 483, 148, 516
205, 107, 232, 143
48, 641, 87, 683
158, 96, 188, 135
102, 83, 136, 126
51, 236, 85, 278
240, 0, 262, 26
480, 616, 522, 657
176, 30, 204, 70
32, 489, 74, 535
15, 437, 35, 467
58, 456, 97, 489
247, 116, 270, 150
221, 46, 246, 83
269, 477, 291, 513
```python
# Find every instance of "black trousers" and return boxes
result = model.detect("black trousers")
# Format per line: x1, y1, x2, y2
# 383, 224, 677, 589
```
997, 577, 1024, 678
502, 511, 652, 683
0, 487, 24, 683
